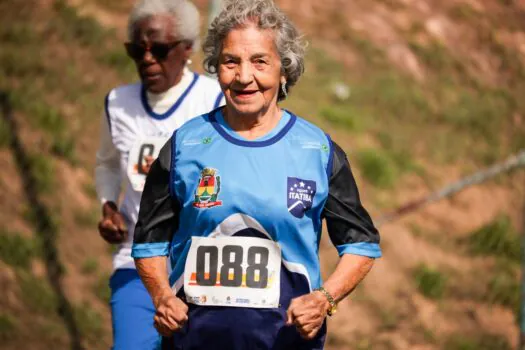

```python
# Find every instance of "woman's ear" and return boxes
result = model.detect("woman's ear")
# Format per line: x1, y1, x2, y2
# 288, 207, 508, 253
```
183, 42, 193, 61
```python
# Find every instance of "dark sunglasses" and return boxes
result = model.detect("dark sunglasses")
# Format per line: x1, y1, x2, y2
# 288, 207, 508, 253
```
124, 41, 184, 61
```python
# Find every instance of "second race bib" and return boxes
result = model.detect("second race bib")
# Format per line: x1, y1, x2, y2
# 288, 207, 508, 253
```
127, 137, 167, 192
184, 236, 281, 308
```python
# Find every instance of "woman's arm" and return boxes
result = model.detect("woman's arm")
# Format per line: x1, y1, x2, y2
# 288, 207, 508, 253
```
95, 111, 121, 206
135, 256, 188, 336
322, 254, 374, 303
95, 112, 128, 243
132, 138, 187, 336
287, 140, 381, 339
135, 256, 172, 307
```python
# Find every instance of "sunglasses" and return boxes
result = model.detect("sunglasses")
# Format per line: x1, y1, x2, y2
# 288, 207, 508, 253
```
124, 41, 184, 61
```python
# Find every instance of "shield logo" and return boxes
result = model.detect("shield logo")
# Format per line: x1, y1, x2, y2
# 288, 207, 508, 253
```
193, 168, 223, 208
287, 177, 316, 218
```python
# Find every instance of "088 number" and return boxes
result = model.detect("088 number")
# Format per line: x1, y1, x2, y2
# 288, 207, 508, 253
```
196, 245, 269, 289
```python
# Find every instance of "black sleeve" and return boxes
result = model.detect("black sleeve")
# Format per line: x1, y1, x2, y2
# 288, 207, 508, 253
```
322, 141, 381, 256
132, 138, 180, 257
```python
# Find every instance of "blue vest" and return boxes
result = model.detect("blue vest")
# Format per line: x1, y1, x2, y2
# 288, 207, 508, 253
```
168, 109, 331, 349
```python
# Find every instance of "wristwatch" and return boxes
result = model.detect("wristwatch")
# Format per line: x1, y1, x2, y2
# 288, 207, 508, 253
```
315, 286, 337, 316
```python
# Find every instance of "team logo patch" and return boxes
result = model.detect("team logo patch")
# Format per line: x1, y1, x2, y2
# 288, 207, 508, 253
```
287, 177, 316, 218
193, 167, 223, 208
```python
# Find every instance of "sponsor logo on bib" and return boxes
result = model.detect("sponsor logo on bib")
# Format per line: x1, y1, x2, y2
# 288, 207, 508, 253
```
193, 167, 223, 208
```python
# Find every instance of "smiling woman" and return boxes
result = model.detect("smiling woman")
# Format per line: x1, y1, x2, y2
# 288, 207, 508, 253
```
94, 0, 224, 349
131, 0, 382, 349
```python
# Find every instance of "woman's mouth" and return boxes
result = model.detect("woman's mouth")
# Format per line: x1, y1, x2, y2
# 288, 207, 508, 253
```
233, 90, 258, 99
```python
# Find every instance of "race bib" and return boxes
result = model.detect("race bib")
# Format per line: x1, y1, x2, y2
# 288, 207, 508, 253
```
184, 236, 281, 308
127, 137, 167, 192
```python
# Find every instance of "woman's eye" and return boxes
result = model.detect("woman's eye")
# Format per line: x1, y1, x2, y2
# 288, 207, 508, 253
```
223, 59, 236, 65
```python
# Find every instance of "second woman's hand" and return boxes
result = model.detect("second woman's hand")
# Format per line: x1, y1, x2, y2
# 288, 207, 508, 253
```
98, 201, 128, 244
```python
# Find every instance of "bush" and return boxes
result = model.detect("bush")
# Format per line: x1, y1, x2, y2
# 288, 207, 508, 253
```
0, 313, 17, 341
93, 273, 111, 304
413, 264, 447, 299
0, 231, 36, 269
74, 302, 103, 340
486, 261, 519, 310
28, 153, 55, 194
81, 257, 98, 275
320, 106, 361, 131
18, 272, 57, 313
445, 333, 511, 350
357, 149, 397, 188
468, 215, 520, 262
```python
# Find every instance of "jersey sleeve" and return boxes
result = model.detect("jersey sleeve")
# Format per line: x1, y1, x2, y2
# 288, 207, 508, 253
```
322, 141, 381, 258
95, 109, 121, 204
132, 137, 180, 258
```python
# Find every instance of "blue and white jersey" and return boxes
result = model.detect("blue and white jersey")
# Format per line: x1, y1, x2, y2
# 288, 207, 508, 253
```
132, 108, 381, 350
100, 72, 223, 271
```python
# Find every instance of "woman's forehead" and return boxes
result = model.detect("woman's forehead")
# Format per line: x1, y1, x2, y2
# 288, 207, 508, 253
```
221, 24, 277, 56
133, 15, 176, 41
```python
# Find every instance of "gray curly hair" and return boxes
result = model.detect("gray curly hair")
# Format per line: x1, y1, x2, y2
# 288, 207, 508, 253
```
203, 0, 306, 100
128, 0, 200, 50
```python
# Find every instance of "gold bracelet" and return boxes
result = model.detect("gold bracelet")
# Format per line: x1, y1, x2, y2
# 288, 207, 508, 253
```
314, 286, 337, 316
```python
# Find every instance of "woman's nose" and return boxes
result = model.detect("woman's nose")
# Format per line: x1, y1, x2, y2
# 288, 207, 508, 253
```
236, 63, 253, 84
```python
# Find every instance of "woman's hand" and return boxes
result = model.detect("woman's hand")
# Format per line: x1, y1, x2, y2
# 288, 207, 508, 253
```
153, 294, 189, 337
98, 201, 128, 244
286, 291, 330, 340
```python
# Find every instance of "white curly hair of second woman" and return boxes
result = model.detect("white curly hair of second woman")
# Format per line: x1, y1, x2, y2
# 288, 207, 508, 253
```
128, 0, 201, 50
203, 0, 306, 101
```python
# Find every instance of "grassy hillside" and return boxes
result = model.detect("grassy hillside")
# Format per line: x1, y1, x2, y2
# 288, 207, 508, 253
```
0, 0, 524, 349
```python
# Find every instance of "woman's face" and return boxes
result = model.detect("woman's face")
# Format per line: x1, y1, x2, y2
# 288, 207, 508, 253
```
129, 15, 192, 93
218, 22, 284, 118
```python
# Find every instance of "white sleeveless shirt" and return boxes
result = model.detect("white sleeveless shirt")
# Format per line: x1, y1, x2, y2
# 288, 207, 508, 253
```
95, 69, 223, 270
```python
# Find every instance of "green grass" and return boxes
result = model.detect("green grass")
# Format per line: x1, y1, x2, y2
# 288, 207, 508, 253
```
0, 117, 10, 148
53, 0, 110, 47
467, 215, 520, 262
74, 302, 103, 341
413, 264, 447, 299
448, 3, 479, 22
96, 48, 136, 81
28, 153, 55, 194
486, 260, 519, 311
74, 208, 100, 228
18, 272, 58, 314
0, 231, 36, 269
83, 183, 99, 200
51, 137, 77, 165
93, 273, 111, 304
444, 333, 511, 350
81, 257, 99, 275
0, 313, 17, 341
319, 105, 362, 131
91, 0, 131, 12
356, 149, 398, 188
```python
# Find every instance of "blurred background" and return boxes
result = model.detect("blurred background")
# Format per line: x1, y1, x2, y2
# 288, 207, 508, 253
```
1, 0, 525, 349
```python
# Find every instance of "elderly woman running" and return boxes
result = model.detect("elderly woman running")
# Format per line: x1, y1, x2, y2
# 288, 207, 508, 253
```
132, 0, 381, 349
95, 0, 223, 348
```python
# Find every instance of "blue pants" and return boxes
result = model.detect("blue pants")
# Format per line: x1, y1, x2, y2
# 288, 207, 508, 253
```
110, 269, 161, 350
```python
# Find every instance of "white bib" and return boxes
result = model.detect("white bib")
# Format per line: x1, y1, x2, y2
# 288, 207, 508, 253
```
184, 236, 281, 308
126, 137, 168, 192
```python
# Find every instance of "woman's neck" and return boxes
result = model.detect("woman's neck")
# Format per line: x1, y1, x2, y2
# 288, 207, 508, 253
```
223, 103, 282, 140
146, 68, 192, 114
